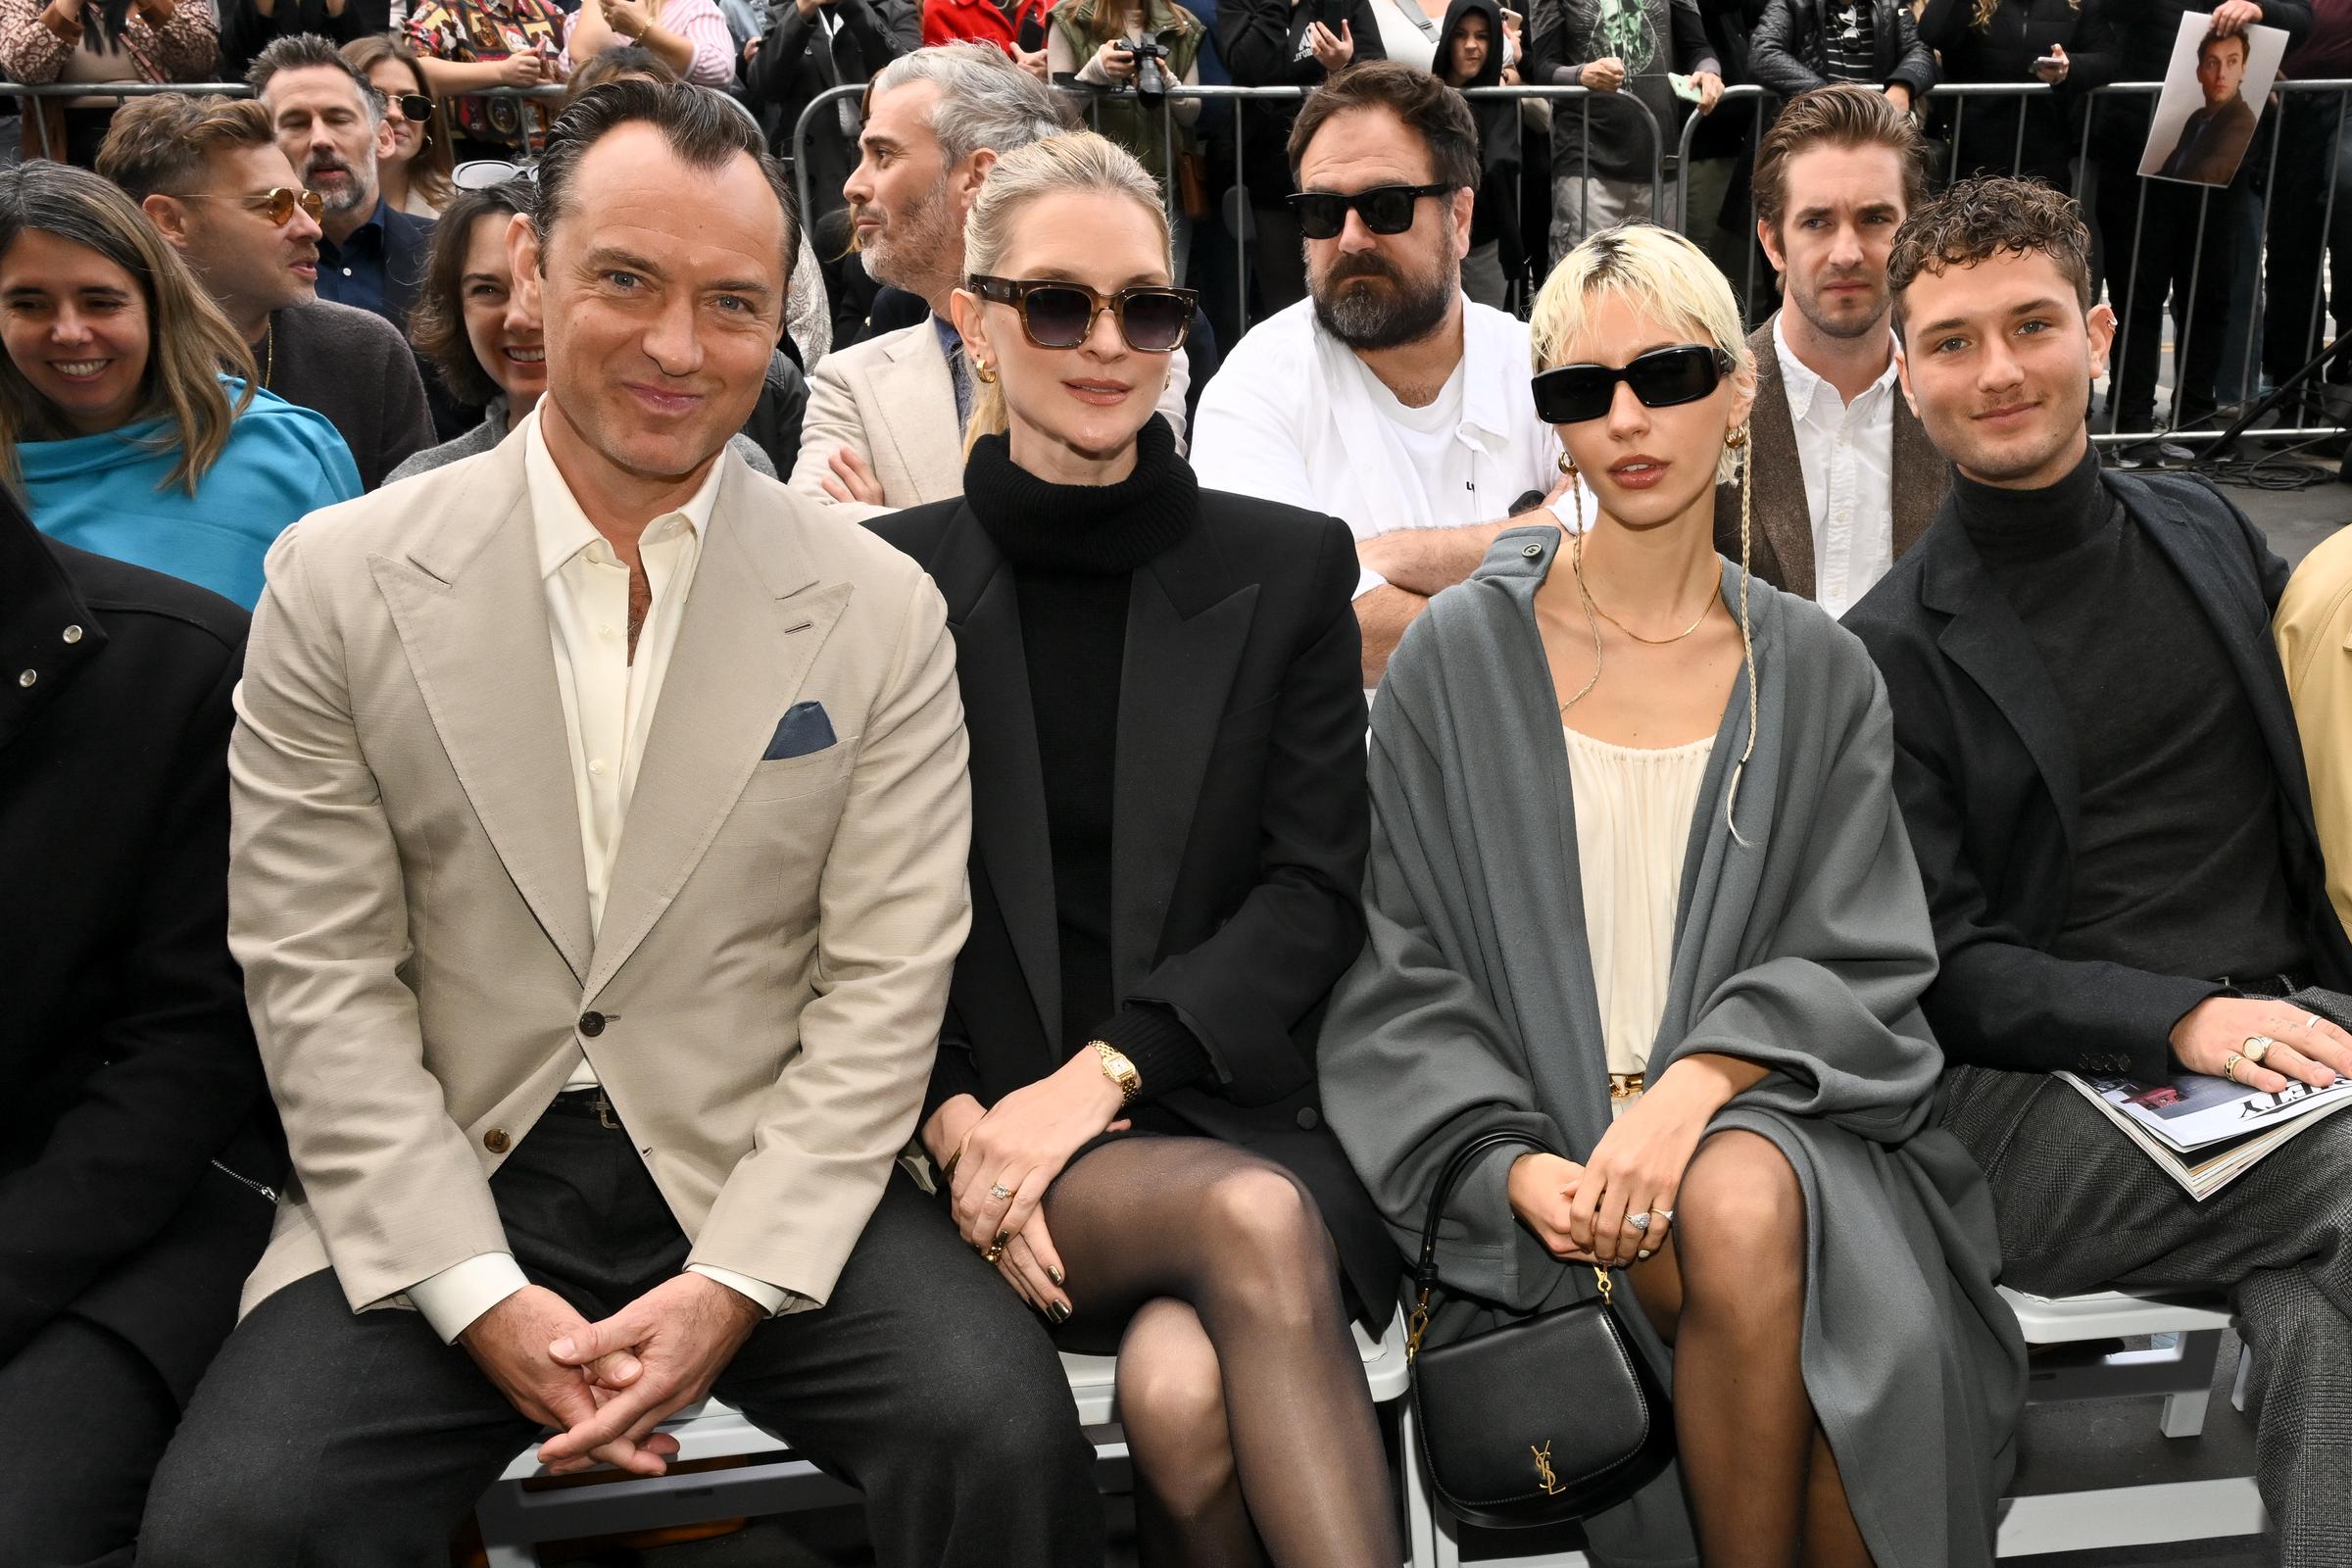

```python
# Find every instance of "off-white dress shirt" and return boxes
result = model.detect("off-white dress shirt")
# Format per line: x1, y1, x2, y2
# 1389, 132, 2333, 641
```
406, 413, 788, 1341
1774, 315, 1897, 620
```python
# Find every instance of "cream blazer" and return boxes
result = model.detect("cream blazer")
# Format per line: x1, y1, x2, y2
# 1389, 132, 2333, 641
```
2277, 523, 2352, 947
228, 430, 972, 1317
788, 317, 1192, 523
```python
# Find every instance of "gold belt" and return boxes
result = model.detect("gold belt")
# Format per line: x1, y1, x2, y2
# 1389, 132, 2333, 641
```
1609, 1072, 1645, 1101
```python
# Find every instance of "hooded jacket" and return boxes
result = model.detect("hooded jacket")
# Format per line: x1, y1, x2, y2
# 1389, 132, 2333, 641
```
1436, 0, 1522, 252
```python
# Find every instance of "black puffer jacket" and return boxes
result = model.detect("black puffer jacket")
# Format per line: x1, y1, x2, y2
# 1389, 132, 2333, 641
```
1748, 0, 1935, 101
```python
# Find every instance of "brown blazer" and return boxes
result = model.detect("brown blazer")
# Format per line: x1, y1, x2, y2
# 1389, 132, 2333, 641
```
228, 426, 972, 1317
1713, 317, 1946, 601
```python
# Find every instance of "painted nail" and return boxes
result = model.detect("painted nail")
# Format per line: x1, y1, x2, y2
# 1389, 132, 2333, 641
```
1047, 1300, 1071, 1324
1046, 1263, 1065, 1286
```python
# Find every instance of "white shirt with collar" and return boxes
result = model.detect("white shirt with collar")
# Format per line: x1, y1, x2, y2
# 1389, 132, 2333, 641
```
1774, 313, 1897, 620
1191, 295, 1565, 600
406, 411, 788, 1342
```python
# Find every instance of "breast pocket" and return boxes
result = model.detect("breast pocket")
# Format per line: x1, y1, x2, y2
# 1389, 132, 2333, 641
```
741, 736, 860, 802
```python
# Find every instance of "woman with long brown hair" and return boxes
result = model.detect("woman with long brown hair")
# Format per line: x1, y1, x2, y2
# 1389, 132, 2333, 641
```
344, 33, 457, 216
0, 161, 360, 608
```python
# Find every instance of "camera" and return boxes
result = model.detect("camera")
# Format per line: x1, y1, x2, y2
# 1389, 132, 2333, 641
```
1128, 39, 1172, 102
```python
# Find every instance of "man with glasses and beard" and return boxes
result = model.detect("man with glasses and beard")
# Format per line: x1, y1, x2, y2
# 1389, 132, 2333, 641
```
99, 93, 435, 491
789, 42, 1194, 520
1712, 83, 1942, 617
249, 33, 435, 337
1191, 62, 1569, 688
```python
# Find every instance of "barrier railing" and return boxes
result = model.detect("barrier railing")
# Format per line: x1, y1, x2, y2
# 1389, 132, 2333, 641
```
0, 79, 570, 162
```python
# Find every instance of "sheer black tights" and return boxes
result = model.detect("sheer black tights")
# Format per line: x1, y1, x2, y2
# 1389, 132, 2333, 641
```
1629, 1129, 1872, 1568
1038, 1136, 1398, 1568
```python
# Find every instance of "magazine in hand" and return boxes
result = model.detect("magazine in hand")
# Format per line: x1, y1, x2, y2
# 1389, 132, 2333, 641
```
2057, 1067, 2352, 1200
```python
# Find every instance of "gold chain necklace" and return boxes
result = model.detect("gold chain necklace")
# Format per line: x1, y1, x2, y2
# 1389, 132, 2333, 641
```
261, 319, 274, 389
1574, 557, 1717, 645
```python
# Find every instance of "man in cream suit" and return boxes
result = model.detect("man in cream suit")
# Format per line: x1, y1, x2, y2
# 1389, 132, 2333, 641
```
791, 42, 1188, 520
139, 81, 1102, 1568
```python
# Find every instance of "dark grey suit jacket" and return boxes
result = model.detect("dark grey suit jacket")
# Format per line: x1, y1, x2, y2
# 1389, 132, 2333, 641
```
1712, 316, 1946, 600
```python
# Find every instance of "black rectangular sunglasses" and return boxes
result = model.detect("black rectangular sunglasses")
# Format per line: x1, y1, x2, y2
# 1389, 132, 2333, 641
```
1285, 182, 1455, 241
966, 275, 1198, 354
1530, 344, 1735, 424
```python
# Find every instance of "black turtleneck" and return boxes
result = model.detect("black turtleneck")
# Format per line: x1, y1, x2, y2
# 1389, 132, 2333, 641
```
1954, 445, 2307, 987
959, 416, 1214, 1102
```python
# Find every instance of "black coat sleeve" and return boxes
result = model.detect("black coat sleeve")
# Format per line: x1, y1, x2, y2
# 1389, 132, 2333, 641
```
1746, 0, 1829, 96
1670, 0, 1720, 74
0, 644, 268, 1363
1125, 514, 1370, 1104
1217, 0, 1302, 82
745, 0, 821, 105
1882, 0, 1936, 97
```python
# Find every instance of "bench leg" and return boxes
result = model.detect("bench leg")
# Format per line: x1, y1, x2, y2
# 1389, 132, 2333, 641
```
2231, 1340, 2254, 1413
2156, 1328, 2223, 1438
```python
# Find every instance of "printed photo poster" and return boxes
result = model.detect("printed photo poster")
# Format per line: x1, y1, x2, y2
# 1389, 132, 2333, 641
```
2139, 12, 2288, 186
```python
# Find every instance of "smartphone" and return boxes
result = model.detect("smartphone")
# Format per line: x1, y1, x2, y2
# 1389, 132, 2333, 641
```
2032, 53, 2062, 71
1669, 72, 1704, 103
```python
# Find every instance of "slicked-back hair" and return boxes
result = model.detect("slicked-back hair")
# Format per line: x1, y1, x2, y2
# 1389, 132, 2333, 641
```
865, 41, 1075, 167
1286, 61, 1482, 193
533, 80, 796, 257
96, 93, 278, 202
1752, 82, 1929, 243
0, 161, 256, 495
248, 32, 385, 122
410, 178, 537, 407
1886, 174, 2094, 329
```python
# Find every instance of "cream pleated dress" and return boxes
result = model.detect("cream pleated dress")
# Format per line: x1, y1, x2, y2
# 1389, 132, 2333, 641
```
1561, 725, 1716, 1116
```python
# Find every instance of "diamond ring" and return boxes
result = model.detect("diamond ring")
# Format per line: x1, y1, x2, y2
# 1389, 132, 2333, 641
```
988, 1183, 1012, 1201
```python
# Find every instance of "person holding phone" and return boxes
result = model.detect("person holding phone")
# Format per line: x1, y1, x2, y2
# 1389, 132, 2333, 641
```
1916, 0, 2118, 187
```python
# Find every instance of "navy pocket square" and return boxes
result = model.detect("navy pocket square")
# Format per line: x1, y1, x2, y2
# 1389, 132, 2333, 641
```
763, 701, 838, 760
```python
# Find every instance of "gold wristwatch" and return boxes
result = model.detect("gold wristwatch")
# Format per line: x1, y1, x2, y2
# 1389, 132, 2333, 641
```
1089, 1039, 1142, 1106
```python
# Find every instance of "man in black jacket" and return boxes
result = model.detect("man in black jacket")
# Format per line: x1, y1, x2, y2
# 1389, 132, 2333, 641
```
0, 494, 279, 1566
1747, 0, 1935, 114
741, 0, 919, 234
1847, 177, 2352, 1568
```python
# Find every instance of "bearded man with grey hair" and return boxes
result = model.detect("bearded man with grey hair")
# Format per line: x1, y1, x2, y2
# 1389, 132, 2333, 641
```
789, 40, 1193, 518
1190, 62, 1572, 688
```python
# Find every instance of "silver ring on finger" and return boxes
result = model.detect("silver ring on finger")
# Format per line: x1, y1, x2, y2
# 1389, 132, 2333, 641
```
1649, 1207, 1674, 1224
1627, 1211, 1651, 1233
988, 1182, 1013, 1201
2306, 1014, 2326, 1032
2244, 1035, 2277, 1065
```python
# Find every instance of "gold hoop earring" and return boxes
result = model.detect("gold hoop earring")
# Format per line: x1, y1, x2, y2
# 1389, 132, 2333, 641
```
1725, 424, 1747, 451
973, 360, 998, 385
1557, 450, 1575, 474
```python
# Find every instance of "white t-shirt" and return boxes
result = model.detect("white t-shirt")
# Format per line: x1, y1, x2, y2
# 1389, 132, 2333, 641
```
1192, 297, 1568, 600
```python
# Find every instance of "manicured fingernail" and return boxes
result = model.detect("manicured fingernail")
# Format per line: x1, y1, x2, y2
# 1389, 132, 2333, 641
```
1046, 1264, 1064, 1286
1637, 1250, 1653, 1261
1047, 1301, 1071, 1324
552, 1338, 575, 1358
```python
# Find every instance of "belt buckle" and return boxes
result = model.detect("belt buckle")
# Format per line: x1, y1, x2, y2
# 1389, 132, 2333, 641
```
1608, 1072, 1645, 1101
593, 1089, 620, 1131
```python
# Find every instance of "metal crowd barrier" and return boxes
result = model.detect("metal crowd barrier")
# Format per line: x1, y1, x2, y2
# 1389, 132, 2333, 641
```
0, 78, 568, 163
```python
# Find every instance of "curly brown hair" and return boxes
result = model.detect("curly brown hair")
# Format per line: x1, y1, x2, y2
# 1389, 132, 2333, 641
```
1886, 175, 2093, 329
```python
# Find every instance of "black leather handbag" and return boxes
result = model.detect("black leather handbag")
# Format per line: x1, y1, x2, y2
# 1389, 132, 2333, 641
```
1405, 1128, 1676, 1529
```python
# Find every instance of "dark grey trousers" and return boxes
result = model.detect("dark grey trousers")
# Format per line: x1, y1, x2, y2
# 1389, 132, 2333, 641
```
134, 1098, 1104, 1568
1944, 1062, 2352, 1568
0, 1314, 176, 1568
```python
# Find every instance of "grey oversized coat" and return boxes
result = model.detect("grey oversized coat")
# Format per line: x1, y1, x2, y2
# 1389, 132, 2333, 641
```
1320, 530, 2026, 1568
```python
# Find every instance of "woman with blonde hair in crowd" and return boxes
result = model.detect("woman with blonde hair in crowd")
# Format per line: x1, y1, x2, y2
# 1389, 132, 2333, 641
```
0, 160, 359, 609
871, 128, 1399, 1567
344, 34, 457, 217
1318, 222, 2026, 1568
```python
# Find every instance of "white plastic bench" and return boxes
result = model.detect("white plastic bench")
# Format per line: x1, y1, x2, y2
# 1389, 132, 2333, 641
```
473, 1309, 1418, 1567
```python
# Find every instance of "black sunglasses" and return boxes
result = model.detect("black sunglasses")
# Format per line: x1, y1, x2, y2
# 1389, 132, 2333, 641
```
1530, 344, 1736, 424
1285, 181, 1455, 240
387, 92, 434, 124
965, 275, 1198, 354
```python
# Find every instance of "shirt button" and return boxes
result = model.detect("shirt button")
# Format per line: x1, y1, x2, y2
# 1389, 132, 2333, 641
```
16, 669, 33, 688
588, 759, 608, 776
599, 624, 616, 640
483, 1127, 511, 1153
579, 1010, 608, 1038
60, 624, 81, 644
341, 267, 353, 276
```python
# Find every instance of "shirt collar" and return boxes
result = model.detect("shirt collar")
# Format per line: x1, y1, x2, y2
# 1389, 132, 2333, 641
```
1772, 311, 1897, 421
522, 404, 726, 581
1315, 294, 1516, 446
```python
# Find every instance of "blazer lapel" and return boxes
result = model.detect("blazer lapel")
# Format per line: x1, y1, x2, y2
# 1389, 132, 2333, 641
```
1919, 517, 2082, 851
873, 328, 964, 506
930, 511, 1063, 1054
1749, 319, 1817, 598
585, 468, 846, 996
1109, 532, 1258, 1001
373, 488, 595, 981
1889, 393, 1948, 562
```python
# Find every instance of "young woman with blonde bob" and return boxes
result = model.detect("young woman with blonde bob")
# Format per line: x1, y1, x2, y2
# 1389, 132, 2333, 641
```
1318, 223, 2027, 1568
870, 129, 1400, 1567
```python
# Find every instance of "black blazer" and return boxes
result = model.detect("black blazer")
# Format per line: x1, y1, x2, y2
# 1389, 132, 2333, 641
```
0, 507, 280, 1404
1844, 469, 2352, 1087
867, 484, 1398, 1314
743, 0, 919, 209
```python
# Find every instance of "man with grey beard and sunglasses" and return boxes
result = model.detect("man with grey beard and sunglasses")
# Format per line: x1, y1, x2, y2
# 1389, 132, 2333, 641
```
1192, 62, 1572, 689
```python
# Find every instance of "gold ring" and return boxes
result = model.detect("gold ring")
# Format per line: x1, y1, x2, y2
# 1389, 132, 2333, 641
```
2224, 1051, 2244, 1084
988, 1183, 1012, 1201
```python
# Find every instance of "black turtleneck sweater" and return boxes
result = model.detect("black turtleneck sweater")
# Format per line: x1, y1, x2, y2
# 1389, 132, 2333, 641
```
1955, 447, 2307, 987
959, 417, 1216, 1102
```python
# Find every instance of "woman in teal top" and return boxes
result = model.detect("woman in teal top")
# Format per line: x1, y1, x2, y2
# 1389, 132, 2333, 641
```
0, 162, 360, 611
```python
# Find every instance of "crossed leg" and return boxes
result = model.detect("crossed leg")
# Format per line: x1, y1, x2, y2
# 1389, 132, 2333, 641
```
1626, 1129, 1872, 1568
1037, 1136, 1399, 1568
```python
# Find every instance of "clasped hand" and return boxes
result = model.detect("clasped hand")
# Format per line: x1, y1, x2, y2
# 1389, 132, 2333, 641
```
461, 1273, 763, 1478
1504, 1067, 1724, 1268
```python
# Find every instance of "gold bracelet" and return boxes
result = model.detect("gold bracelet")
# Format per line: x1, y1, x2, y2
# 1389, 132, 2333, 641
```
1089, 1039, 1142, 1107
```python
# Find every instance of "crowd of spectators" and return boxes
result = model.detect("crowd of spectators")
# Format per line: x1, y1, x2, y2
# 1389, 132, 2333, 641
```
16, 4, 2352, 1565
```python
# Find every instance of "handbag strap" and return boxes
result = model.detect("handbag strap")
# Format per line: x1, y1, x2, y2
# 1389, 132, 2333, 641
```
1407, 1127, 1610, 1360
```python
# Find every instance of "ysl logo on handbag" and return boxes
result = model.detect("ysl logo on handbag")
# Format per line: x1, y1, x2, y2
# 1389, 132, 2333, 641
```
1532, 1441, 1566, 1496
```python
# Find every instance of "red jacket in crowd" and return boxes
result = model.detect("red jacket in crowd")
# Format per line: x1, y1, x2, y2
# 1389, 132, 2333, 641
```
921, 0, 1053, 53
